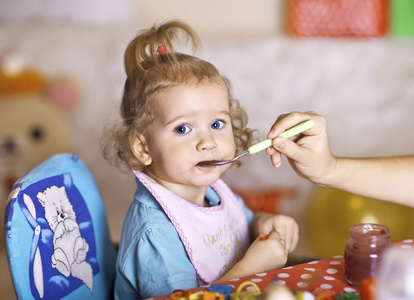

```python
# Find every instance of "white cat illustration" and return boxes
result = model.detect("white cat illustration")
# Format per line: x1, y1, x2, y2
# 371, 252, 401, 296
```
37, 185, 93, 293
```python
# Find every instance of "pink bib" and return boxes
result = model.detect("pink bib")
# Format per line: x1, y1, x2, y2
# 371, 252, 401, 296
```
134, 171, 250, 285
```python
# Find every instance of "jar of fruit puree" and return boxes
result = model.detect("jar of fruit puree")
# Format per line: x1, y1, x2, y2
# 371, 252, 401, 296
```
344, 223, 392, 287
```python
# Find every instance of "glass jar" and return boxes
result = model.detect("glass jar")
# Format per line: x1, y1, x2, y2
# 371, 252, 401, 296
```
344, 223, 392, 287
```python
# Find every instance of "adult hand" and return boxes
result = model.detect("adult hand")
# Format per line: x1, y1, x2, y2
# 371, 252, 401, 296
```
266, 111, 336, 185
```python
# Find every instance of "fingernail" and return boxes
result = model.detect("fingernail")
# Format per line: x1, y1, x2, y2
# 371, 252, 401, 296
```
273, 138, 286, 150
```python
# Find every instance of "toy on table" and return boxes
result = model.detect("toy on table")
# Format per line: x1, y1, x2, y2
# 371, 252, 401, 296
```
230, 281, 261, 300
265, 283, 295, 300
358, 278, 376, 300
208, 285, 234, 300
335, 292, 360, 300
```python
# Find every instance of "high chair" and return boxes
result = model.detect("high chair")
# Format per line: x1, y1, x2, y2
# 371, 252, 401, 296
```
4, 153, 117, 299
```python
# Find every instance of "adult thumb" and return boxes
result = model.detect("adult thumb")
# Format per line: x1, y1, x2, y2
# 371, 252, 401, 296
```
272, 137, 302, 161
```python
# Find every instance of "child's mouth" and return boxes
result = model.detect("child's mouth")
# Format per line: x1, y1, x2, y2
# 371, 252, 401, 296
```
196, 160, 218, 167
197, 161, 216, 167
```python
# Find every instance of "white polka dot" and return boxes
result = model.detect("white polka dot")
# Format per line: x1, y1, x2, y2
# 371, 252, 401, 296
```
403, 239, 413, 243
255, 273, 267, 277
344, 287, 357, 292
246, 286, 258, 291
402, 245, 413, 249
323, 276, 335, 281
308, 261, 319, 264
320, 284, 333, 289
333, 255, 343, 258
297, 282, 309, 288
304, 268, 315, 272
278, 273, 290, 278
250, 278, 263, 283
229, 278, 240, 281
329, 261, 341, 265
274, 280, 286, 285
301, 274, 312, 280
283, 266, 293, 270
326, 268, 338, 274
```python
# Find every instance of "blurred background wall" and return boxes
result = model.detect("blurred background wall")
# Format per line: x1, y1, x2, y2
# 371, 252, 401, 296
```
1, 3, 414, 290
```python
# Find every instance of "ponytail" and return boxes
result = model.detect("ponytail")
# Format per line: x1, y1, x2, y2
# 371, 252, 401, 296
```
124, 20, 200, 84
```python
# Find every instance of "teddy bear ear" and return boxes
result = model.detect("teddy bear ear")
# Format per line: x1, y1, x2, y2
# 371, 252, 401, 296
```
47, 78, 80, 113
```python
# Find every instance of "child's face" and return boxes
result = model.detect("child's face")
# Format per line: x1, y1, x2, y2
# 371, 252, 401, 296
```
142, 82, 236, 194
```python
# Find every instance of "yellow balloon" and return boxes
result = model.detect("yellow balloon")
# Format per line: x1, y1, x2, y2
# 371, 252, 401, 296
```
306, 187, 414, 258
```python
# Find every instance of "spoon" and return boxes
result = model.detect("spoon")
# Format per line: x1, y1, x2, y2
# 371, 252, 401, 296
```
197, 119, 315, 167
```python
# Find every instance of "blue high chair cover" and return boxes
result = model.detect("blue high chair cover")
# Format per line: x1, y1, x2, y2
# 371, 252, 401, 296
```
4, 154, 117, 300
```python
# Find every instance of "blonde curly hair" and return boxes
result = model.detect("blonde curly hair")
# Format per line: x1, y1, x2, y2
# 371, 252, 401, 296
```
102, 20, 254, 171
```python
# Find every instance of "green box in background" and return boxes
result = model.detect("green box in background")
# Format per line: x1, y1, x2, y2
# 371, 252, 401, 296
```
391, 0, 414, 36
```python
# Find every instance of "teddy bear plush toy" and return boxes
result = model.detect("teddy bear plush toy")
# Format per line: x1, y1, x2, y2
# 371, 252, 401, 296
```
0, 55, 79, 246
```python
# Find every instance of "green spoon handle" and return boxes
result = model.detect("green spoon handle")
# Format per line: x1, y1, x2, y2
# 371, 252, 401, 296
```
247, 119, 315, 154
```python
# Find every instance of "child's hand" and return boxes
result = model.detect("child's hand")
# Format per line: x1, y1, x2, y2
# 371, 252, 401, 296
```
266, 111, 336, 186
251, 213, 299, 254
240, 230, 288, 275
214, 230, 289, 283
214, 217, 297, 284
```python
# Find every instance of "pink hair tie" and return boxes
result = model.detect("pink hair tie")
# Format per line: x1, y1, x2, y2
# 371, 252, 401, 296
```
157, 44, 169, 55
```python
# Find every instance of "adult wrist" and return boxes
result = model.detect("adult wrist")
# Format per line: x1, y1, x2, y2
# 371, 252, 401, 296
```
314, 155, 339, 188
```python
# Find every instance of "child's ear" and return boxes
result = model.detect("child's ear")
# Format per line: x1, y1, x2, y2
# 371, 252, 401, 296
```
129, 132, 152, 166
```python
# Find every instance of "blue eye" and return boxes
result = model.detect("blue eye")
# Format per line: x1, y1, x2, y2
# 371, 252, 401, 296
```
211, 120, 224, 130
175, 124, 191, 134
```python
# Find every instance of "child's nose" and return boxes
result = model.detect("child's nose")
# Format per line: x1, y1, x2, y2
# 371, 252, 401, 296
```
197, 133, 217, 151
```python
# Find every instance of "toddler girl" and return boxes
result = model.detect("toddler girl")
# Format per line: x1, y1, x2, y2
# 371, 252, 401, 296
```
102, 20, 299, 299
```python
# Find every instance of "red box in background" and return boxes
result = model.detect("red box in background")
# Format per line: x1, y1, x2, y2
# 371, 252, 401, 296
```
232, 188, 296, 214
287, 0, 389, 37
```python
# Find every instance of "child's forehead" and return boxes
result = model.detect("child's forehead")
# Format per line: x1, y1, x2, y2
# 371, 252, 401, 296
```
151, 83, 231, 120
152, 82, 229, 105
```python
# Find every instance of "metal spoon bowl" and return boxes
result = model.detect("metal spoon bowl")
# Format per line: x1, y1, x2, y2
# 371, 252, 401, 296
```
196, 151, 250, 167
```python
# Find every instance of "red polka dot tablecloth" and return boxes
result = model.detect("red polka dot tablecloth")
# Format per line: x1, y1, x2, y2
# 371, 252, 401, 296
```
223, 240, 414, 297
153, 240, 414, 299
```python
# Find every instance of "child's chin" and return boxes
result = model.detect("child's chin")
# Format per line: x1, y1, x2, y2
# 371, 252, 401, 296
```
197, 173, 222, 186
